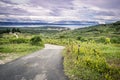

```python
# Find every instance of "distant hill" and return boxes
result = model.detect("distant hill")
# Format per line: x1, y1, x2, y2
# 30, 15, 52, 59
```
52, 21, 99, 25
58, 21, 120, 40
0, 20, 99, 26
0, 22, 48, 25
0, 26, 70, 35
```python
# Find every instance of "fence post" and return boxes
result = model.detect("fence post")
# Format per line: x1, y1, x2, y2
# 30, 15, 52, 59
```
78, 44, 80, 54
77, 44, 80, 60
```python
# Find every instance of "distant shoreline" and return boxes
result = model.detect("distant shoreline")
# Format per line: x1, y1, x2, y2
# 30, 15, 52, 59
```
0, 24, 95, 30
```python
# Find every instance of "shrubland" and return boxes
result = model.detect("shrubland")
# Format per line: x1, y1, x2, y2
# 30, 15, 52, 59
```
0, 33, 44, 63
0, 21, 120, 79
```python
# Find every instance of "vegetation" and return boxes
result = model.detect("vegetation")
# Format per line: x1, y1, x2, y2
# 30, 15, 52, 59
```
63, 41, 120, 80
56, 22, 120, 44
0, 33, 44, 63
30, 36, 44, 46
0, 21, 120, 79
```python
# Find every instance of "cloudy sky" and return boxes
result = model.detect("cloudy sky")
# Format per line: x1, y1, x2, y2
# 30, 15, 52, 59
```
0, 0, 120, 24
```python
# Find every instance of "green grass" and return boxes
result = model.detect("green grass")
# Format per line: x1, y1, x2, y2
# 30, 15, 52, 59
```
0, 43, 43, 61
0, 33, 44, 63
101, 44, 120, 59
63, 42, 120, 80
0, 21, 120, 79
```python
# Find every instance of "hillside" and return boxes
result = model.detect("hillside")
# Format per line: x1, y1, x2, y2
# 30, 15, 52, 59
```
0, 21, 120, 43
57, 21, 120, 43
0, 26, 70, 34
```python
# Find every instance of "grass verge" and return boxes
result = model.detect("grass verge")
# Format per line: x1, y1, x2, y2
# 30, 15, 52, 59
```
63, 42, 120, 80
0, 43, 43, 64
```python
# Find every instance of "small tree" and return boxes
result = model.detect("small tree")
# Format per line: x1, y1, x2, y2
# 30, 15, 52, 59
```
16, 28, 21, 33
77, 36, 82, 40
30, 36, 43, 46
59, 35, 65, 39
12, 28, 16, 33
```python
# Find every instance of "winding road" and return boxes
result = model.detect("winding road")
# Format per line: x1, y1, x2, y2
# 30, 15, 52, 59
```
0, 44, 68, 80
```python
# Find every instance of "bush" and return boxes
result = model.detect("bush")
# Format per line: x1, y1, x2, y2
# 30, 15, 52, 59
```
0, 38, 9, 44
98, 37, 106, 43
77, 36, 88, 42
59, 35, 65, 39
10, 38, 29, 44
30, 36, 44, 46
76, 36, 82, 40
105, 38, 111, 44
111, 37, 120, 43
96, 37, 111, 44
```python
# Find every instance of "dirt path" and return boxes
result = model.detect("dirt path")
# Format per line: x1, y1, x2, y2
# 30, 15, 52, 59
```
0, 44, 68, 80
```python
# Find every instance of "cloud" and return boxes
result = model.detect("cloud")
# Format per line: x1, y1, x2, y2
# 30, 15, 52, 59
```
0, 0, 120, 24
71, 0, 120, 23
29, 0, 73, 9
73, 0, 120, 9
10, 0, 30, 4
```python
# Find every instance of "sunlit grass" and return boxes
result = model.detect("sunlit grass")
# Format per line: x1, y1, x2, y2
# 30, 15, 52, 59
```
0, 43, 43, 60
63, 42, 120, 80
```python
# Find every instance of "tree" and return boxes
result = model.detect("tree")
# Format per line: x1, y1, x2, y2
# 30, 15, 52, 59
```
6, 28, 10, 33
59, 35, 65, 39
16, 28, 21, 33
12, 28, 16, 33
30, 36, 43, 46
77, 36, 82, 40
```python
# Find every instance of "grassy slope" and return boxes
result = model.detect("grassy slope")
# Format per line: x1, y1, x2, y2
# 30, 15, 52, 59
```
0, 43, 43, 64
62, 21, 120, 80
57, 21, 120, 40
0, 21, 120, 79
63, 42, 120, 80
0, 33, 43, 64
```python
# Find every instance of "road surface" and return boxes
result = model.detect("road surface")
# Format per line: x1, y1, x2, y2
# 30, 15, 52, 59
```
0, 44, 68, 80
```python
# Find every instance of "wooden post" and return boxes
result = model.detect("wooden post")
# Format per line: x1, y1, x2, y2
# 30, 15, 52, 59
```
78, 44, 80, 54
77, 44, 80, 60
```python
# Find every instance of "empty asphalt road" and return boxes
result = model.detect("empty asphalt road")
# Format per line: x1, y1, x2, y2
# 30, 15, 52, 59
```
0, 44, 68, 80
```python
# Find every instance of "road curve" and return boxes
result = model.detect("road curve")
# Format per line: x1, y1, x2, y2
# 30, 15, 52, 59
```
0, 44, 68, 80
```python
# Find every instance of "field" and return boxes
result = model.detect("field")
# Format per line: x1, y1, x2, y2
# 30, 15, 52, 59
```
0, 33, 44, 64
63, 41, 120, 80
0, 21, 120, 80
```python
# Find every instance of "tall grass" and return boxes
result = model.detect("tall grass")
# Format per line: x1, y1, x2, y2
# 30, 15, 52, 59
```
0, 43, 44, 65
63, 41, 120, 80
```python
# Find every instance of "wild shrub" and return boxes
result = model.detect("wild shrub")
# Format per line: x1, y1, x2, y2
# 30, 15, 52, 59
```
30, 36, 44, 46
64, 42, 120, 80
76, 36, 88, 42
105, 38, 111, 44
111, 37, 120, 43
0, 38, 9, 44
97, 37, 106, 43
76, 36, 82, 40
9, 38, 29, 44
59, 35, 65, 39
96, 37, 111, 44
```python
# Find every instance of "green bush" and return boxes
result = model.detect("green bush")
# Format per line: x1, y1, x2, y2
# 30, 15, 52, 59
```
76, 36, 82, 40
30, 36, 44, 46
96, 37, 111, 44
111, 37, 120, 43
77, 36, 88, 42
10, 38, 29, 44
0, 38, 9, 44
59, 35, 65, 38
105, 38, 111, 44
98, 37, 106, 43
